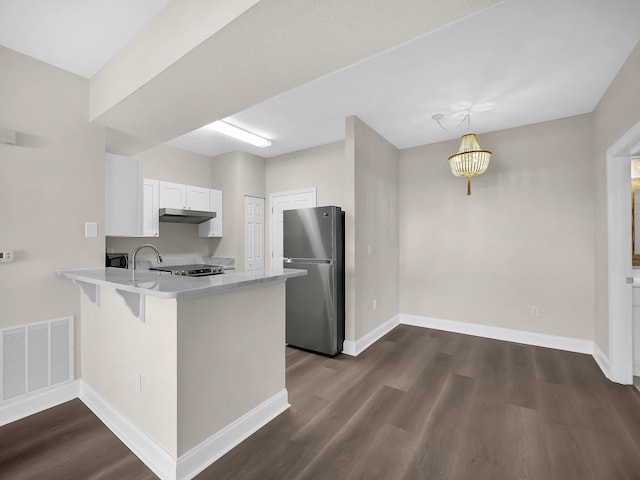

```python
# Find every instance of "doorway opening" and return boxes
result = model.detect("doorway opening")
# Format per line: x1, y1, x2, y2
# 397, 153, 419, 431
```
607, 120, 640, 384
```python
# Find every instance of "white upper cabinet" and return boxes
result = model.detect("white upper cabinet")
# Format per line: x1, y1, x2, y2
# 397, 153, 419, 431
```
106, 162, 223, 238
199, 189, 223, 238
142, 179, 159, 237
104, 153, 159, 238
187, 186, 210, 211
159, 182, 212, 211
159, 181, 187, 209
105, 154, 143, 237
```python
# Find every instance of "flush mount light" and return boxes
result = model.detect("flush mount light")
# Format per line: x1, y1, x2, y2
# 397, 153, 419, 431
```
433, 112, 492, 196
205, 120, 272, 148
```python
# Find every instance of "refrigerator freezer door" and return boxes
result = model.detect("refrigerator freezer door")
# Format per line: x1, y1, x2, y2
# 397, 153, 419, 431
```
285, 262, 337, 355
283, 206, 337, 260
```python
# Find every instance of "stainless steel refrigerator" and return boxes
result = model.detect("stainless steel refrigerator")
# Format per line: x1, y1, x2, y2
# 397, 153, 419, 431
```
283, 206, 345, 355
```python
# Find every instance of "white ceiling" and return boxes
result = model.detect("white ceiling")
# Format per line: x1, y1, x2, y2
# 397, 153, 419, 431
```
0, 0, 169, 78
1, 0, 639, 157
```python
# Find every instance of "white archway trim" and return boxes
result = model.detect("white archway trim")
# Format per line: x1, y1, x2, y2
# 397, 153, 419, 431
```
606, 120, 640, 384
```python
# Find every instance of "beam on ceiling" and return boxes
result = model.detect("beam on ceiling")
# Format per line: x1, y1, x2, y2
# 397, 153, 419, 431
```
90, 0, 503, 155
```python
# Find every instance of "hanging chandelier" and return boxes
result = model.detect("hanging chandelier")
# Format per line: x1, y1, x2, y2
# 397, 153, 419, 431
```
434, 112, 492, 196
448, 134, 492, 196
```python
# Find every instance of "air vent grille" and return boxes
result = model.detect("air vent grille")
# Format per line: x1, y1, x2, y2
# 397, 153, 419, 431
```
1, 317, 74, 402
28, 324, 48, 392
3, 328, 26, 400
50, 319, 70, 385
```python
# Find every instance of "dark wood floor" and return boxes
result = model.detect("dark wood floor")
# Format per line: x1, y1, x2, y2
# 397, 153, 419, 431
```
0, 397, 155, 479
2, 325, 640, 479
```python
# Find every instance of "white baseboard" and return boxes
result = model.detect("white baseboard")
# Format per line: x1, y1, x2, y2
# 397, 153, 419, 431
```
342, 314, 400, 356
399, 314, 594, 354
79, 382, 177, 480
177, 389, 290, 480
79, 382, 289, 480
0, 380, 80, 427
593, 343, 611, 379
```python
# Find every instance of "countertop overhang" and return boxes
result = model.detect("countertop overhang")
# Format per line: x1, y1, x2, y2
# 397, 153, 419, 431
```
56, 267, 307, 300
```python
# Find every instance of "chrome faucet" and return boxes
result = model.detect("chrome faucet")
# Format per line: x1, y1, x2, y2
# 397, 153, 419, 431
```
131, 244, 163, 270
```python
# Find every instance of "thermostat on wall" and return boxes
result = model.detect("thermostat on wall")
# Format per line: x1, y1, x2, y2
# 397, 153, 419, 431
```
0, 250, 14, 263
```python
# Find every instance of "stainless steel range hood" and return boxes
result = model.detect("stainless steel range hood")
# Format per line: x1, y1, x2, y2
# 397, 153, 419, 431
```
158, 208, 216, 224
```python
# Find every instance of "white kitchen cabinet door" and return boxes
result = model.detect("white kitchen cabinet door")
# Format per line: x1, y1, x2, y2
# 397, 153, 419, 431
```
199, 189, 223, 237
142, 179, 159, 237
160, 182, 211, 211
105, 154, 143, 236
159, 181, 187, 209
187, 185, 210, 211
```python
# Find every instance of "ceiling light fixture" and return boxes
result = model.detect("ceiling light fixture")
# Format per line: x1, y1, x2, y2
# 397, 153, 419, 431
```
205, 120, 272, 148
433, 112, 492, 196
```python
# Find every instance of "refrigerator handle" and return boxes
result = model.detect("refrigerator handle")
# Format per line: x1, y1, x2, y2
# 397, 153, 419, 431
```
284, 258, 333, 265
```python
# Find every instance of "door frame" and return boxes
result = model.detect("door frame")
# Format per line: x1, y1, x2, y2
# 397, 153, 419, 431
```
268, 187, 316, 266
607, 120, 640, 384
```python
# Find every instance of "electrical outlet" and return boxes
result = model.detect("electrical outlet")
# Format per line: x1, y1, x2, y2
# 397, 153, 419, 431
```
530, 306, 540, 318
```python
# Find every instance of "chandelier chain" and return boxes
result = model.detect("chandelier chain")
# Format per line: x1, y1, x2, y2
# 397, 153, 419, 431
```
433, 111, 471, 132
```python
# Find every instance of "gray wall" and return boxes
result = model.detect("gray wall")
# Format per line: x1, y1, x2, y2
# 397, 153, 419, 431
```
399, 114, 595, 340
593, 40, 640, 355
0, 46, 105, 333
350, 117, 400, 339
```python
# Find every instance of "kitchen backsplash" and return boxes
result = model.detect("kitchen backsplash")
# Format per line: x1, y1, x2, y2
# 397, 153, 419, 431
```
106, 222, 221, 262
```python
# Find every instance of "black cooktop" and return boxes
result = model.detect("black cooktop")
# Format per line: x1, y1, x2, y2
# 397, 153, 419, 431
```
149, 264, 225, 276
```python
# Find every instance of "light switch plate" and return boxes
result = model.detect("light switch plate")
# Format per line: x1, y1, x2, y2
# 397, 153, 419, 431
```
85, 222, 98, 238
0, 250, 14, 263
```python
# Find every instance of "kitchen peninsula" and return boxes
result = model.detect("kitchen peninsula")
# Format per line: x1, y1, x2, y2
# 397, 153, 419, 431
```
56, 267, 306, 480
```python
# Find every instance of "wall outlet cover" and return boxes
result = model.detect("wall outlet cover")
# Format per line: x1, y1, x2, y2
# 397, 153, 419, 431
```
84, 222, 98, 238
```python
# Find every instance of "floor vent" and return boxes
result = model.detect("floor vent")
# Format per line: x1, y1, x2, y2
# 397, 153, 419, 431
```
1, 317, 74, 402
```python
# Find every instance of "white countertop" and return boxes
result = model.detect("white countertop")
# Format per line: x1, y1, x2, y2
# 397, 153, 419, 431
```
56, 267, 307, 299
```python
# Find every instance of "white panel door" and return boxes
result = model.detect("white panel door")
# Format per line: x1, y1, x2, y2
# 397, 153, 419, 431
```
245, 196, 265, 272
269, 188, 316, 267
